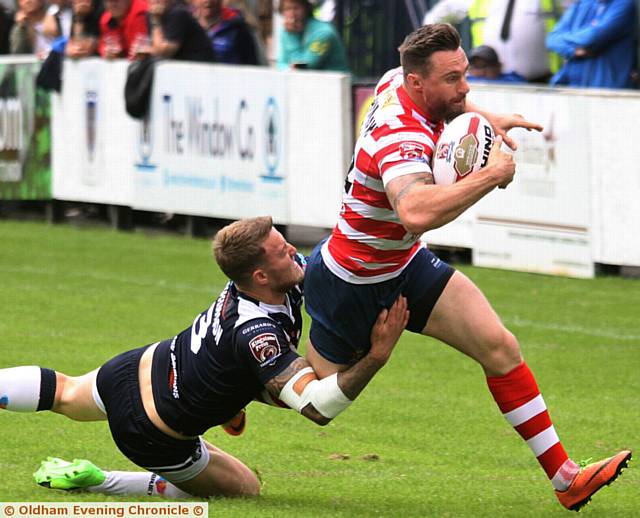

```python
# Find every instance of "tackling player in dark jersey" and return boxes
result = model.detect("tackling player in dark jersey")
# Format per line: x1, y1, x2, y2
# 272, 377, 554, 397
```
0, 216, 408, 499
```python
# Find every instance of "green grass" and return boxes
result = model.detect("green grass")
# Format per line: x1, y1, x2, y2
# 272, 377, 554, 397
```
1, 220, 638, 517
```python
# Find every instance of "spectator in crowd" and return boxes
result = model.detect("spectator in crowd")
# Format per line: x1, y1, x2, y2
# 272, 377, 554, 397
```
224, 0, 268, 63
135, 0, 215, 61
423, 0, 562, 82
546, 0, 638, 88
467, 44, 525, 83
10, 0, 53, 56
190, 0, 260, 64
0, 4, 14, 54
277, 0, 349, 72
65, 0, 103, 58
43, 0, 73, 40
98, 0, 148, 59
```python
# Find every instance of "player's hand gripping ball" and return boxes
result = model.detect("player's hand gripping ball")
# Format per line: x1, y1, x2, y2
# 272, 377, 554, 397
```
432, 112, 495, 185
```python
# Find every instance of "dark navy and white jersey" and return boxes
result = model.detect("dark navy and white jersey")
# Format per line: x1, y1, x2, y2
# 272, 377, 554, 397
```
150, 281, 303, 437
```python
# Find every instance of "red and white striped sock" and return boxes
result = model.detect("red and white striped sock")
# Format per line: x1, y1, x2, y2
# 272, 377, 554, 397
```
487, 362, 579, 491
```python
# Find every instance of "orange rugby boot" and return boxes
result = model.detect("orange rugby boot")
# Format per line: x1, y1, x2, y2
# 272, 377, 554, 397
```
555, 450, 632, 511
222, 408, 246, 436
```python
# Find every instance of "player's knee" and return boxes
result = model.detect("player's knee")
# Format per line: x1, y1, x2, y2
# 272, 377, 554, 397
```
483, 328, 522, 374
52, 374, 87, 417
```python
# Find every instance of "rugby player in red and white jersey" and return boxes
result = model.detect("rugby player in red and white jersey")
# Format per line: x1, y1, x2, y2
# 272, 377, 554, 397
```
304, 23, 631, 511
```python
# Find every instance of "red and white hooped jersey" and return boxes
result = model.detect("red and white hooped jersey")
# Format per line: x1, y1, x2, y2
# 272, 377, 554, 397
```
322, 67, 445, 284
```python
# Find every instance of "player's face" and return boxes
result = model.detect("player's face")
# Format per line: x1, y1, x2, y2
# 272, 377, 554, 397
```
411, 47, 470, 122
260, 228, 304, 293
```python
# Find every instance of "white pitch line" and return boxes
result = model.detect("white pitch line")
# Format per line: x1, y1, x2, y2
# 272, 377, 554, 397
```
505, 316, 640, 342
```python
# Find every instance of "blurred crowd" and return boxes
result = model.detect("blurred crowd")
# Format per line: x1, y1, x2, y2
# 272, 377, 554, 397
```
427, 0, 638, 89
1, 0, 637, 90
2, 0, 349, 70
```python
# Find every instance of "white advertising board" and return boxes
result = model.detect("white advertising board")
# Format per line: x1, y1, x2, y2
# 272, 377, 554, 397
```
586, 92, 640, 267
132, 63, 290, 222
52, 59, 135, 205
286, 71, 352, 228
468, 86, 594, 278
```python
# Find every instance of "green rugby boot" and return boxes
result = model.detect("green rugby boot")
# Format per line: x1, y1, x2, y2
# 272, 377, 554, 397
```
34, 457, 106, 490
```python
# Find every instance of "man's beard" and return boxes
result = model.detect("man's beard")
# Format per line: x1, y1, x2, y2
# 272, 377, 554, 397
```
432, 97, 466, 122
272, 268, 304, 294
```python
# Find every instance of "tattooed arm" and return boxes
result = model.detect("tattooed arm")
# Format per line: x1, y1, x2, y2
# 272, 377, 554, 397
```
386, 140, 514, 235
264, 297, 409, 425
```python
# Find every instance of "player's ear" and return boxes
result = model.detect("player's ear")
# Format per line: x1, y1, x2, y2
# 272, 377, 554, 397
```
406, 72, 423, 92
252, 267, 269, 287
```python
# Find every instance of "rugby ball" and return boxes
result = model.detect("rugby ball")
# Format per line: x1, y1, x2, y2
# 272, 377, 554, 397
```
432, 112, 495, 185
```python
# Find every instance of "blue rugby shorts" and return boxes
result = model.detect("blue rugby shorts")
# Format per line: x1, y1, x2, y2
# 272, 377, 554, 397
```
304, 241, 454, 365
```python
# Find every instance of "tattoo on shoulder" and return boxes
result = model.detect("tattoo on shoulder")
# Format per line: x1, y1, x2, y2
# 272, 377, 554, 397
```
265, 357, 310, 396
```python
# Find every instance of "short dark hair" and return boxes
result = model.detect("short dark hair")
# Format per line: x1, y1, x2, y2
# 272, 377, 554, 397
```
398, 23, 461, 77
212, 216, 273, 286
278, 0, 313, 16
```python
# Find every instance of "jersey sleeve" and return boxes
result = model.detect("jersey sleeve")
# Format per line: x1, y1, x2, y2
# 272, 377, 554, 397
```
374, 128, 436, 187
235, 318, 301, 385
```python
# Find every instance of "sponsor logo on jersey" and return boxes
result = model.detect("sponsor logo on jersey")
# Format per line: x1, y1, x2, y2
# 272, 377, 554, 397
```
399, 141, 425, 161
169, 337, 179, 399
248, 333, 282, 367
241, 321, 276, 335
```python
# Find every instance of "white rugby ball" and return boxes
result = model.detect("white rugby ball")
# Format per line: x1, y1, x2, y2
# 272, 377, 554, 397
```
432, 112, 495, 185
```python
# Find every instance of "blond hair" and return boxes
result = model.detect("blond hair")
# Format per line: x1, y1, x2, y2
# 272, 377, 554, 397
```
212, 216, 273, 286
398, 23, 461, 77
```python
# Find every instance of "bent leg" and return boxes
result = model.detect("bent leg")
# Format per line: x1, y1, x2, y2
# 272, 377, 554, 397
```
52, 369, 107, 421
422, 270, 521, 376
423, 270, 579, 490
173, 440, 260, 498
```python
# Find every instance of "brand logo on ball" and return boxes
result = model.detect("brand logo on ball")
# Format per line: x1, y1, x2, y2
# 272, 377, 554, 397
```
453, 134, 479, 177
399, 141, 425, 160
248, 333, 281, 366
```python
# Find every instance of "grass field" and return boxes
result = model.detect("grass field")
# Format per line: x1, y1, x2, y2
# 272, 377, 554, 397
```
1, 220, 638, 517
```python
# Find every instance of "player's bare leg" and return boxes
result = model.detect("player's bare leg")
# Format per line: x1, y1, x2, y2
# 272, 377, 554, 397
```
51, 369, 108, 421
305, 340, 348, 378
423, 270, 631, 509
173, 440, 261, 498
422, 270, 521, 376
0, 366, 105, 421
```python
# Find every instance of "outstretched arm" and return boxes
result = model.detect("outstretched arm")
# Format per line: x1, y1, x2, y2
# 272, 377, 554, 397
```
264, 296, 409, 425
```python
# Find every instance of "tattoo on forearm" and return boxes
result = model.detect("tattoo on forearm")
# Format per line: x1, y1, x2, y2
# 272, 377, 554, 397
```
264, 357, 310, 397
337, 356, 382, 400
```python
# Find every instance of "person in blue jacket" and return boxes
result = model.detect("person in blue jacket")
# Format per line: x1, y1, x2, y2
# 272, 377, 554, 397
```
277, 0, 349, 72
546, 0, 638, 88
193, 0, 260, 65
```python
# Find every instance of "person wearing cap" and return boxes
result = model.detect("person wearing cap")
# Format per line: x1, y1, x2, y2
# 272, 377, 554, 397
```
276, 0, 349, 72
467, 44, 525, 83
